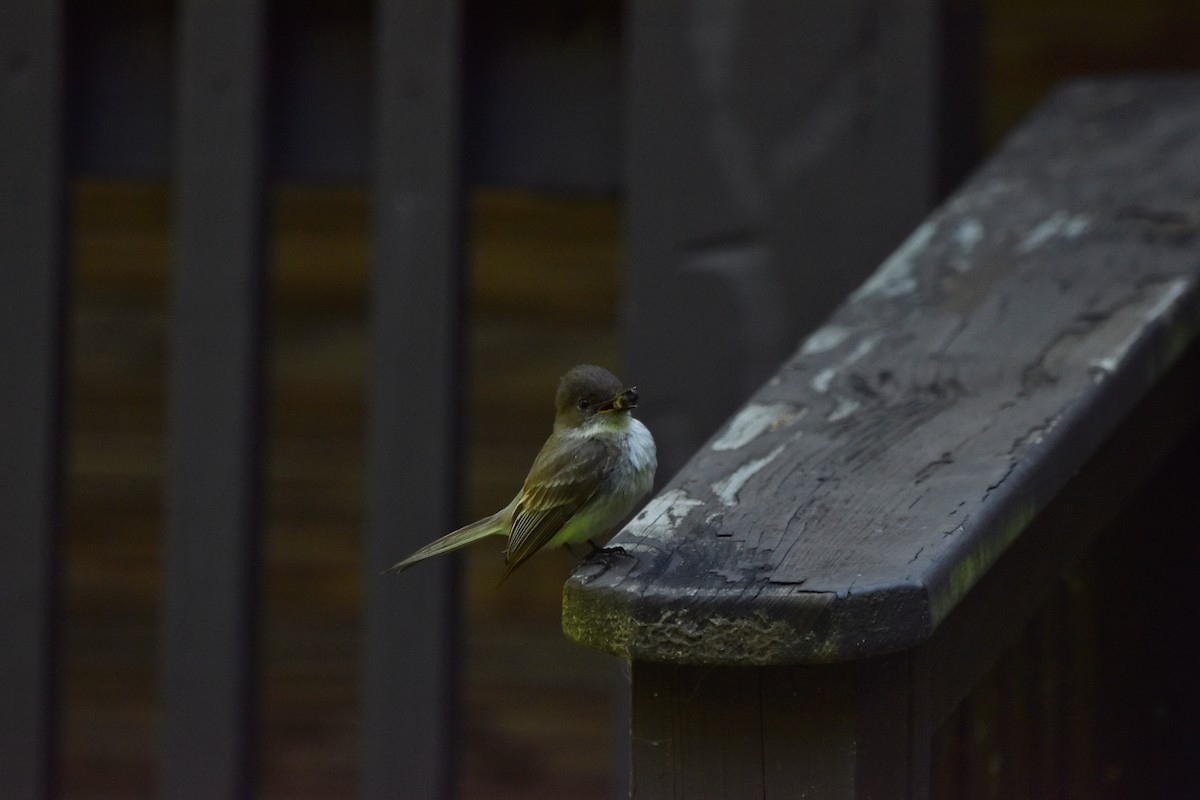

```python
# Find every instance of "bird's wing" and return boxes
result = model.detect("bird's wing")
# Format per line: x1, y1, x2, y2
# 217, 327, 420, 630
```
503, 435, 613, 578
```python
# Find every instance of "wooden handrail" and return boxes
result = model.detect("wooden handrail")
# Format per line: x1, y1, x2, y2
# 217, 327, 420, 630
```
565, 77, 1200, 663
564, 77, 1200, 797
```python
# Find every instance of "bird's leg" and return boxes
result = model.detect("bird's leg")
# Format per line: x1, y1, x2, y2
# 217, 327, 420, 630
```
562, 539, 629, 563
564, 539, 632, 576
586, 538, 628, 560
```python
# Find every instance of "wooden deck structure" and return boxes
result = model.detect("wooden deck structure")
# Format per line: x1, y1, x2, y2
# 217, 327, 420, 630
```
565, 77, 1200, 798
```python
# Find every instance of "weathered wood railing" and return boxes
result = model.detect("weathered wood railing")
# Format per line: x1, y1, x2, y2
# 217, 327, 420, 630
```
564, 77, 1200, 797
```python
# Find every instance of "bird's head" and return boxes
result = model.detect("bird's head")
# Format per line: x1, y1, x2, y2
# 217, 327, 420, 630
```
555, 364, 639, 427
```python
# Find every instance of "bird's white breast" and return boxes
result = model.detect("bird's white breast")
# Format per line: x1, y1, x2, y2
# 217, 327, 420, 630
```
594, 416, 657, 514
575, 414, 657, 488
551, 414, 657, 546
622, 418, 657, 490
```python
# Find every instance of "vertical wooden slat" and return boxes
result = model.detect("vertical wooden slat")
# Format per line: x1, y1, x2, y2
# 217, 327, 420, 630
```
855, 655, 922, 799
0, 3, 66, 798
997, 634, 1034, 797
609, 670, 632, 800
1033, 590, 1067, 799
631, 662, 916, 799
161, 2, 268, 798
361, 2, 464, 799
930, 707, 966, 800
1062, 569, 1100, 800
761, 666, 858, 797
631, 664, 766, 798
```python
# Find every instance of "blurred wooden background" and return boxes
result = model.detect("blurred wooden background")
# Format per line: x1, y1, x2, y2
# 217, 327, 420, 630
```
66, 184, 622, 798
60, 0, 1200, 797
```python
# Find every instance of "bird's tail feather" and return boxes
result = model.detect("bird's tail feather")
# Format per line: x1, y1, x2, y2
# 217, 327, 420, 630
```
386, 511, 507, 573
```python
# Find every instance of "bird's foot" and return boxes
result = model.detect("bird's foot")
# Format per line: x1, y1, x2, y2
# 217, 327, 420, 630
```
563, 540, 633, 580
584, 538, 629, 564
588, 545, 628, 560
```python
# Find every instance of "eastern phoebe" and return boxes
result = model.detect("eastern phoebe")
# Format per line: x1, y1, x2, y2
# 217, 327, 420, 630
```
389, 364, 657, 581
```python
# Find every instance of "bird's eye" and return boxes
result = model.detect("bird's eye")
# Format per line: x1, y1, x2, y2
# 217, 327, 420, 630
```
577, 398, 590, 411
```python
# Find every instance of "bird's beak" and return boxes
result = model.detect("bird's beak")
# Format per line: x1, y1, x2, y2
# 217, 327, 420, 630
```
598, 387, 639, 413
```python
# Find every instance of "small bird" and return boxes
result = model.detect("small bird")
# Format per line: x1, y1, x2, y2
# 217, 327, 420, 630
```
389, 364, 657, 581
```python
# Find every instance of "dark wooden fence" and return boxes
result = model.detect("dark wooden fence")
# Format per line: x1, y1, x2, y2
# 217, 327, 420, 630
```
1, 5, 68, 799
1, 2, 464, 798
564, 77, 1200, 798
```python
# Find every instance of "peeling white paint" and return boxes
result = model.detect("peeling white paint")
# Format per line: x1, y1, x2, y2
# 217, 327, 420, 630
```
851, 220, 937, 301
808, 334, 878, 395
827, 396, 861, 423
1018, 213, 1067, 252
810, 367, 837, 394
1062, 215, 1091, 239
954, 218, 984, 253
623, 488, 703, 542
844, 334, 881, 366
951, 218, 985, 272
711, 403, 804, 451
711, 444, 786, 507
1018, 211, 1092, 254
800, 325, 851, 355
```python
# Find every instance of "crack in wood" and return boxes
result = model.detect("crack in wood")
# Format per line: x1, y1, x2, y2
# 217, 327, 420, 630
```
982, 460, 1018, 502
914, 452, 955, 484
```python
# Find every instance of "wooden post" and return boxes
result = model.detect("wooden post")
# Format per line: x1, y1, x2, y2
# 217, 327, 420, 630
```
0, 3, 66, 797
360, 2, 465, 799
161, 2, 268, 797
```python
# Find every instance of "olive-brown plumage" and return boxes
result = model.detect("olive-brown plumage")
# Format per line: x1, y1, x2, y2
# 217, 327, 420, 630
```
389, 365, 657, 580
